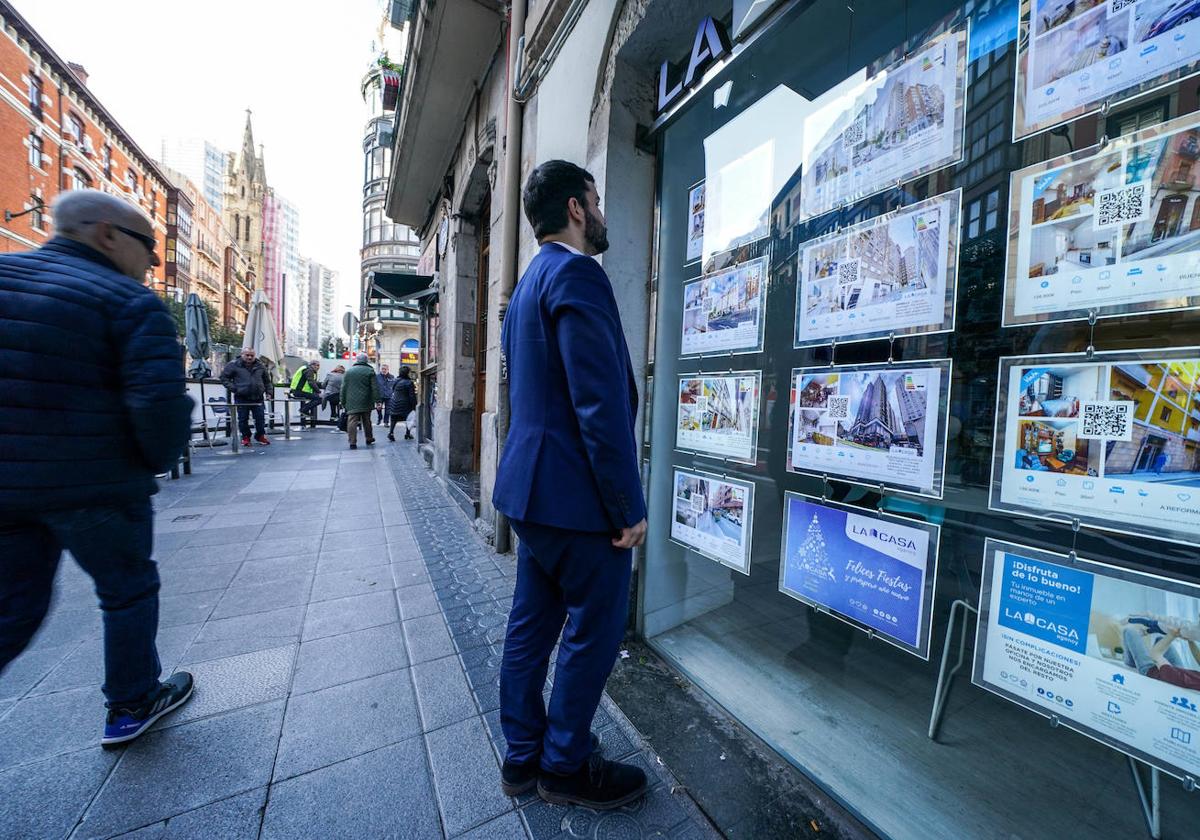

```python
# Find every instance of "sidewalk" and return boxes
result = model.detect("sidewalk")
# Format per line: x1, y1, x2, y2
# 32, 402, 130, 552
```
0, 430, 718, 840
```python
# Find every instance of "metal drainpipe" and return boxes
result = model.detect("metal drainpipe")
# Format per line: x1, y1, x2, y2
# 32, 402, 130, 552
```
494, 0, 527, 555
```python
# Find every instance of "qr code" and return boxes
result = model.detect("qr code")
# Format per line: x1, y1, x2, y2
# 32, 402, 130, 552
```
826, 395, 851, 421
1095, 181, 1149, 228
843, 117, 865, 148
1079, 400, 1134, 441
837, 259, 860, 287
1109, 0, 1136, 16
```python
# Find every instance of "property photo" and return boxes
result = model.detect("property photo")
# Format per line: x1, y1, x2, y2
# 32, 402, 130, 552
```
1017, 366, 1103, 417
1014, 418, 1093, 474
1031, 5, 1128, 89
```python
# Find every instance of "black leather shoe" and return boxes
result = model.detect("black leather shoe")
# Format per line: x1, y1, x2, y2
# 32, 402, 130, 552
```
500, 732, 601, 797
537, 752, 647, 810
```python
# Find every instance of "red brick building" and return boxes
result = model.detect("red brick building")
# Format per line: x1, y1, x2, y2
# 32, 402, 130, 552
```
0, 1, 168, 288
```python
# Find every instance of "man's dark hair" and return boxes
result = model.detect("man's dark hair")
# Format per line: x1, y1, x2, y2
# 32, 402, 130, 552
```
522, 160, 596, 238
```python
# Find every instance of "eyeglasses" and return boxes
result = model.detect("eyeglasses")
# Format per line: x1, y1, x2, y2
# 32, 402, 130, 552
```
84, 220, 156, 254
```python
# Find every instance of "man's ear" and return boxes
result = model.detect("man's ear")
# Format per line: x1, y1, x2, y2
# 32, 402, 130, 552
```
567, 196, 586, 225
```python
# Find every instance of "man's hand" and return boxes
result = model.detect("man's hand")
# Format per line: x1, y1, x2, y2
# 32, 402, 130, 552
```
613, 519, 647, 549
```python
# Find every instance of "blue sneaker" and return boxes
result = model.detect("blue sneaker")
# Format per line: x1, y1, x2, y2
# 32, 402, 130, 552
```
101, 671, 194, 747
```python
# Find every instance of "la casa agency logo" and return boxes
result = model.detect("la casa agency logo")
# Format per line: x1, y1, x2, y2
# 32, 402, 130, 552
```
850, 523, 917, 551
1004, 607, 1080, 643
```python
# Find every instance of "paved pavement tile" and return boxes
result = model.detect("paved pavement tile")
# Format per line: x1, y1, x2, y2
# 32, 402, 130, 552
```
412, 654, 478, 732
426, 716, 514, 836
184, 606, 304, 664
75, 701, 285, 839
246, 535, 323, 560
170, 645, 296, 726
314, 545, 384, 574
273, 669, 420, 780
165, 543, 252, 568
110, 787, 267, 840
211, 575, 313, 620
403, 613, 456, 664
321, 527, 387, 552
302, 589, 397, 641
183, 524, 264, 548
158, 561, 241, 596
454, 810, 528, 840
31, 622, 202, 698
309, 564, 392, 603
230, 554, 318, 586
0, 641, 75, 700
0, 685, 105, 770
291, 622, 408, 696
157, 589, 222, 628
260, 738, 440, 840
324, 512, 383, 533
0, 746, 119, 839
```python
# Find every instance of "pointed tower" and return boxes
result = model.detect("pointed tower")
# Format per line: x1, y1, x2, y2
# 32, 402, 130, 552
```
223, 109, 266, 289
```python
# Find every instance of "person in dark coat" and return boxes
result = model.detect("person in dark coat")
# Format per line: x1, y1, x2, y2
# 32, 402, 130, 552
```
0, 189, 196, 745
376, 364, 396, 424
220, 348, 273, 446
492, 161, 646, 808
387, 366, 418, 441
341, 354, 381, 449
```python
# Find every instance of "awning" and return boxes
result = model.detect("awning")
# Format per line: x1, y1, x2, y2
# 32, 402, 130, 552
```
370, 271, 433, 301
382, 68, 401, 110
386, 0, 504, 225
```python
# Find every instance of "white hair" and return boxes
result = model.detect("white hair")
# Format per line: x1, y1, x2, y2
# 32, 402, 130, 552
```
52, 189, 147, 237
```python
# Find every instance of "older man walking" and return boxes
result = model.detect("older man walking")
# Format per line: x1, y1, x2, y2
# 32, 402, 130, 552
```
0, 190, 196, 745
341, 353, 380, 450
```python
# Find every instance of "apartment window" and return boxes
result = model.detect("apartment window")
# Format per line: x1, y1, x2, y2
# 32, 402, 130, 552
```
66, 113, 83, 143
27, 71, 42, 118
31, 202, 45, 231
985, 189, 1000, 232
71, 167, 92, 191
244, 216, 251, 243
102, 144, 112, 179
28, 132, 43, 168
967, 199, 982, 239
1161, 405, 1173, 423
235, 216, 241, 239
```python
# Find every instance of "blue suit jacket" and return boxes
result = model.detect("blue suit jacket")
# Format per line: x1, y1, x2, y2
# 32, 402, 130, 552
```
493, 243, 646, 533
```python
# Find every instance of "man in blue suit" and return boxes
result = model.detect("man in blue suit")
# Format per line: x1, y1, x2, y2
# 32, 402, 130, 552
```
493, 161, 647, 809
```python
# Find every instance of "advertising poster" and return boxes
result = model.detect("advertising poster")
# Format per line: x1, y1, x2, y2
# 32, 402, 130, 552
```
975, 538, 1200, 781
992, 348, 1200, 545
686, 181, 705, 263
1015, 0, 1200, 139
798, 27, 967, 221
779, 494, 938, 657
671, 469, 755, 574
795, 190, 961, 346
1006, 112, 1200, 326
676, 371, 761, 463
788, 360, 951, 498
702, 85, 810, 266
681, 256, 768, 356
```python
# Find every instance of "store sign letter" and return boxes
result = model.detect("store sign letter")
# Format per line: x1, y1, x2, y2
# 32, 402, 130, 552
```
657, 16, 731, 114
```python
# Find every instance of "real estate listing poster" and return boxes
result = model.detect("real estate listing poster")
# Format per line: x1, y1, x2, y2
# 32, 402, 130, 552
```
1006, 112, 1200, 326
788, 360, 951, 498
676, 371, 761, 463
795, 190, 961, 346
671, 469, 755, 574
992, 348, 1200, 545
779, 494, 939, 658
798, 27, 967, 221
686, 181, 705, 263
681, 256, 768, 356
974, 538, 1200, 781
1015, 0, 1200, 140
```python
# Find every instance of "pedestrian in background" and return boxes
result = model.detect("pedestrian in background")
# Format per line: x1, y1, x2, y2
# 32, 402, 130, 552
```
0, 190, 195, 745
387, 366, 417, 441
220, 348, 273, 447
341, 353, 380, 450
322, 364, 345, 428
492, 161, 647, 808
376, 363, 396, 425
290, 360, 321, 428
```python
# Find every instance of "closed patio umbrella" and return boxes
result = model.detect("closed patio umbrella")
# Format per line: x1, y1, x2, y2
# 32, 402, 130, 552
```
184, 293, 212, 380
243, 289, 285, 375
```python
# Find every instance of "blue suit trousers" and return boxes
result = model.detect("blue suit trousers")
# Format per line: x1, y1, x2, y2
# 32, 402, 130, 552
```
499, 519, 632, 774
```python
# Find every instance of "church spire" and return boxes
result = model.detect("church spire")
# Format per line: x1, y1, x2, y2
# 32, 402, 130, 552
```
238, 108, 258, 182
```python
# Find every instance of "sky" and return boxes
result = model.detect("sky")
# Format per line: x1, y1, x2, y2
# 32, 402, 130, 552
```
16, 0, 392, 328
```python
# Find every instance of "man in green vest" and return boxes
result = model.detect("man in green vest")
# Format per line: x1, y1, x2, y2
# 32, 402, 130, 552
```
341, 353, 380, 450
290, 360, 321, 428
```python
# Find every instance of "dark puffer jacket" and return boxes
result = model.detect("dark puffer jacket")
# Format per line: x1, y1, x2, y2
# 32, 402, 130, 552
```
220, 358, 272, 403
0, 237, 193, 512
388, 376, 417, 420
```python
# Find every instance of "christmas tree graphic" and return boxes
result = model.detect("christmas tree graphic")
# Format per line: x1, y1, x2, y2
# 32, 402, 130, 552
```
791, 513, 837, 582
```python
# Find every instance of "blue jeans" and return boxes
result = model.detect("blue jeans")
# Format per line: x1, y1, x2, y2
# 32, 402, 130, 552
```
236, 402, 266, 439
499, 519, 632, 774
0, 500, 162, 708
1123, 626, 1183, 674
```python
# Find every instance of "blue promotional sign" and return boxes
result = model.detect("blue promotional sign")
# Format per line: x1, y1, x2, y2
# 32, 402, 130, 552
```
996, 553, 1093, 654
779, 494, 939, 658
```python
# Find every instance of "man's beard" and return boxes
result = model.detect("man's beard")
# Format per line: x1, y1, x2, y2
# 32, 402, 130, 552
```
584, 209, 609, 255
